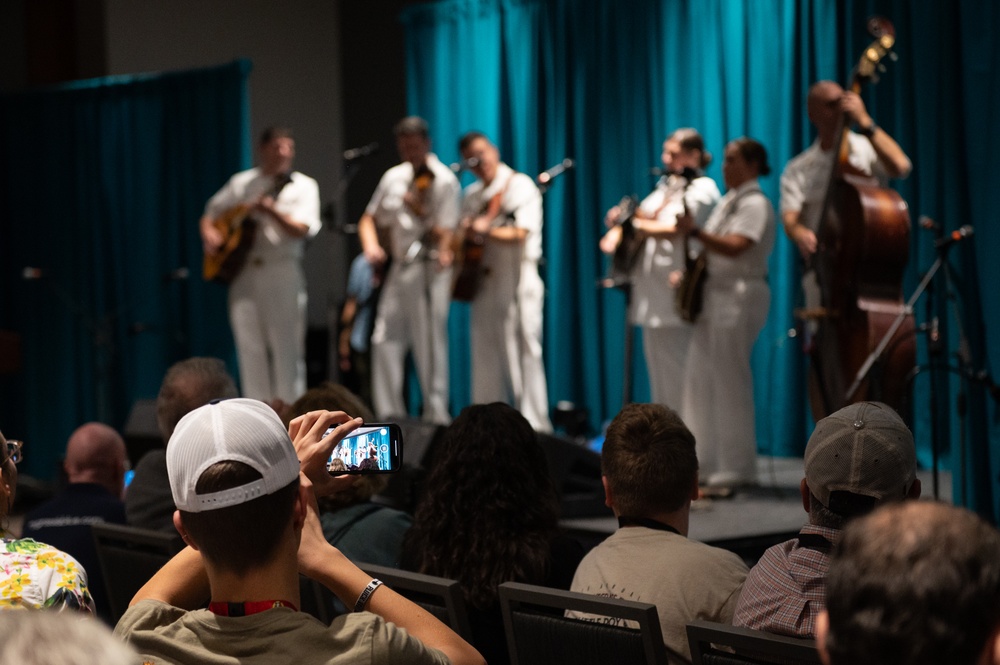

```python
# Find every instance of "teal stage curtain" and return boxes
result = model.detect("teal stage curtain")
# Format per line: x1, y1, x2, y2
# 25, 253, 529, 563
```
400, 0, 1000, 520
0, 60, 250, 480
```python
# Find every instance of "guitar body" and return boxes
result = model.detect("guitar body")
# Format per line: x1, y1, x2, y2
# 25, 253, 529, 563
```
452, 187, 505, 302
451, 229, 488, 302
203, 205, 257, 284
202, 173, 292, 284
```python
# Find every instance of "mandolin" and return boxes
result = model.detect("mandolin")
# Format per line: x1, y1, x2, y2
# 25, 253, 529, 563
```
203, 173, 293, 284
673, 168, 704, 322
606, 195, 640, 286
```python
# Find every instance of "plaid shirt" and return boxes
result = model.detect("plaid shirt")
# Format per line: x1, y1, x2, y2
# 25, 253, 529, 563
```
731, 524, 840, 638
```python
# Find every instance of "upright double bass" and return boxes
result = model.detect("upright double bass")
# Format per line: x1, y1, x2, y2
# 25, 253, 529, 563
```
809, 17, 915, 420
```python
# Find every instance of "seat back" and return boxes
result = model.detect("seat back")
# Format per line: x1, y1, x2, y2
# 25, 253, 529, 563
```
357, 563, 474, 641
686, 620, 822, 665
498, 581, 669, 665
91, 523, 183, 622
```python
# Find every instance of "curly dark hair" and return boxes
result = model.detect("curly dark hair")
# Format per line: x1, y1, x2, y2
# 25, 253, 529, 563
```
401, 403, 559, 609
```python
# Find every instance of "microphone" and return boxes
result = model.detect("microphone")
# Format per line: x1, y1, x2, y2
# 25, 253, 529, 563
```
165, 267, 190, 281
450, 157, 481, 173
934, 225, 974, 250
919, 215, 941, 232
678, 167, 699, 182
343, 142, 379, 161
22, 267, 43, 280
536, 158, 575, 186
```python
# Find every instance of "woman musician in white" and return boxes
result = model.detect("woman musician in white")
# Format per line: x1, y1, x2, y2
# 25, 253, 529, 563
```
599, 128, 720, 411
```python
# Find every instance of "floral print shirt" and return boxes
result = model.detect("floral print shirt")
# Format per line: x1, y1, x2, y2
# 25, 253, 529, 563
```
0, 536, 95, 612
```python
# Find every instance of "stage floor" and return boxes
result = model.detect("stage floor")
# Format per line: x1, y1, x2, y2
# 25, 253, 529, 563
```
561, 456, 952, 564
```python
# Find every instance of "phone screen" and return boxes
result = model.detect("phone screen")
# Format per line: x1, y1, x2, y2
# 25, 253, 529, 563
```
325, 424, 402, 474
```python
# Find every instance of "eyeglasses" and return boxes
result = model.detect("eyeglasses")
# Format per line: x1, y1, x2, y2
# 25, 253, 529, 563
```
5, 440, 23, 465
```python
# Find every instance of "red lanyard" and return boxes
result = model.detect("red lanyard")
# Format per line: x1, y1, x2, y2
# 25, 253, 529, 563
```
208, 600, 298, 617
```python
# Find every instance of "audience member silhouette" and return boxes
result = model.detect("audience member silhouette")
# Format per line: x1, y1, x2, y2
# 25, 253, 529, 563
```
23, 422, 129, 623
818, 501, 1000, 665
567, 402, 747, 664
286, 382, 411, 567
734, 401, 920, 637
125, 357, 238, 532
401, 402, 584, 665
114, 399, 483, 665
0, 428, 94, 612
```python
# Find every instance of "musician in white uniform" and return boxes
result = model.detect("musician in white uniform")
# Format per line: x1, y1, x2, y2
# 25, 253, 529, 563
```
359, 117, 460, 423
458, 132, 552, 432
781, 80, 911, 311
599, 128, 720, 411
675, 137, 775, 489
200, 126, 321, 405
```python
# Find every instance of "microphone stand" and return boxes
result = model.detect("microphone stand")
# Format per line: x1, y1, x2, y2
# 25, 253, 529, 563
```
905, 227, 997, 504
597, 206, 638, 408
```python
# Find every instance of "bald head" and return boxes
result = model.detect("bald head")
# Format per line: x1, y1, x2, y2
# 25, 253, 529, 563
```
807, 80, 845, 132
64, 423, 127, 496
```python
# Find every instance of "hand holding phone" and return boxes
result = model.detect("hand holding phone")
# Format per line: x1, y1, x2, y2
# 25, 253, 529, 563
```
325, 423, 403, 475
289, 410, 363, 496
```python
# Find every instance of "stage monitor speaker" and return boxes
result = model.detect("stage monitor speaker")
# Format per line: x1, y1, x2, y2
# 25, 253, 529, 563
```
123, 399, 162, 467
394, 417, 447, 469
537, 432, 608, 519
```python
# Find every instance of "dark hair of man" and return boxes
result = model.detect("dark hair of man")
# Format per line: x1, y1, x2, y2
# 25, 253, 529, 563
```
401, 403, 559, 610
824, 501, 1000, 665
286, 381, 375, 425
394, 116, 429, 139
670, 127, 712, 168
179, 461, 300, 577
602, 403, 698, 516
156, 358, 239, 442
259, 126, 293, 146
458, 131, 489, 153
730, 136, 772, 176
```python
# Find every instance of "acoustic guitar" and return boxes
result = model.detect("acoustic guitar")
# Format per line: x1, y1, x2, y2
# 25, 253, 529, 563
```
452, 188, 505, 302
203, 173, 293, 284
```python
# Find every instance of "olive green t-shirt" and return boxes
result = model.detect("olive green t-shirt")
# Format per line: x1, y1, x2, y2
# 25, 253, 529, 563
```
115, 599, 450, 665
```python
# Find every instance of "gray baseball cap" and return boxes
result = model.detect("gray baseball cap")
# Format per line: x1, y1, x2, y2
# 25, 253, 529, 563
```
805, 401, 916, 509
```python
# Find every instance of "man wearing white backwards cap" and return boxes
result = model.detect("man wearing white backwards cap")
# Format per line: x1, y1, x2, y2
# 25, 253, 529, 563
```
733, 401, 921, 638
114, 398, 483, 665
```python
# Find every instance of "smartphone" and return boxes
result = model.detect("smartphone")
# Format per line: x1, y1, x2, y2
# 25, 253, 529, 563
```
325, 423, 403, 474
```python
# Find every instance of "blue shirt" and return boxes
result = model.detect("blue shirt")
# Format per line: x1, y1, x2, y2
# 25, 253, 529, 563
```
346, 254, 379, 353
